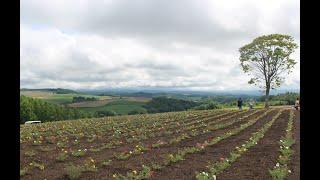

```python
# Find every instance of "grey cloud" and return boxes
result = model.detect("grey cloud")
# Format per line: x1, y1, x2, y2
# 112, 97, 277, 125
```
21, 0, 260, 50
20, 0, 300, 90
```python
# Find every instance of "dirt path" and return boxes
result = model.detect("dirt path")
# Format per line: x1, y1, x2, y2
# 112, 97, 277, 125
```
287, 110, 300, 180
149, 110, 279, 180
217, 110, 290, 180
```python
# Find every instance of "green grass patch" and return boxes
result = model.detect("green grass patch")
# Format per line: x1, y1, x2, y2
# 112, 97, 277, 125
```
78, 100, 147, 115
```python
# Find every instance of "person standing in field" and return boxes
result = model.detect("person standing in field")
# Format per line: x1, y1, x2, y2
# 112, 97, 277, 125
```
237, 98, 243, 110
249, 99, 254, 110
294, 97, 300, 110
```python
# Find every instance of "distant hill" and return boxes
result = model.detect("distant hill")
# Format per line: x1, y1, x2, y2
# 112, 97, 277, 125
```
21, 88, 79, 94
76, 87, 299, 97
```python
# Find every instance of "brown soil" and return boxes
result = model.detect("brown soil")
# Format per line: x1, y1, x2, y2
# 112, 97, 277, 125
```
85, 110, 266, 179
20, 110, 258, 180
24, 112, 262, 179
149, 110, 280, 180
217, 110, 290, 180
21, 109, 300, 180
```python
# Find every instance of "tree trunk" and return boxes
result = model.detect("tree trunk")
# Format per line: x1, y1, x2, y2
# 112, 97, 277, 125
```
265, 86, 270, 108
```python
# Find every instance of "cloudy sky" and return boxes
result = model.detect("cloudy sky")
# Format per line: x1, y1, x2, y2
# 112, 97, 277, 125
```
20, 0, 300, 91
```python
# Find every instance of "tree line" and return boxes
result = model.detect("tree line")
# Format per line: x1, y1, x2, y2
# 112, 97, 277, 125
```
143, 97, 199, 113
259, 92, 299, 105
72, 96, 98, 103
20, 95, 91, 124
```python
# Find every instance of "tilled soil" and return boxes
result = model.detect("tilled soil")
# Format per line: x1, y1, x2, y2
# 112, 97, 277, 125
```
20, 110, 250, 180
217, 110, 290, 180
149, 110, 279, 180
287, 110, 300, 180
20, 109, 300, 180
82, 110, 266, 179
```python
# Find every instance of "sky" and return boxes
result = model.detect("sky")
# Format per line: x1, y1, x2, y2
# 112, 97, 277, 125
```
20, 0, 300, 91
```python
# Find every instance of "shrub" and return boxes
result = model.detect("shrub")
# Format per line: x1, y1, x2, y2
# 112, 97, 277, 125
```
193, 102, 221, 110
128, 109, 148, 115
65, 164, 82, 180
94, 110, 117, 117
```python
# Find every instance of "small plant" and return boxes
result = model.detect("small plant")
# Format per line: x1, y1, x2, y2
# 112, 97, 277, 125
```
65, 164, 83, 180
118, 165, 154, 179
29, 162, 45, 171
196, 172, 216, 180
56, 152, 69, 162
166, 153, 184, 164
139, 165, 154, 179
71, 149, 86, 157
151, 163, 162, 170
32, 140, 42, 146
133, 144, 148, 154
72, 139, 80, 145
57, 141, 67, 148
114, 151, 131, 160
20, 168, 28, 177
101, 159, 112, 167
269, 164, 289, 180
89, 148, 101, 152
82, 157, 98, 172
86, 137, 96, 143
39, 146, 55, 152
152, 140, 166, 148
24, 150, 36, 157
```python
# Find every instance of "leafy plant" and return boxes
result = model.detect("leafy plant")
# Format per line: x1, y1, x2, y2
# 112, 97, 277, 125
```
56, 152, 69, 162
71, 149, 86, 157
24, 150, 36, 157
65, 164, 83, 180
101, 159, 112, 167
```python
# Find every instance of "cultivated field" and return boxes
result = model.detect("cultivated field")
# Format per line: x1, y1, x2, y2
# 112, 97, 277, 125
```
20, 90, 55, 98
20, 108, 300, 180
20, 90, 109, 104
67, 97, 151, 108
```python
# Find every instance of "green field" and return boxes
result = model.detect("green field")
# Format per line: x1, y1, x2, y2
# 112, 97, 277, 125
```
78, 100, 147, 115
43, 94, 106, 104
20, 91, 107, 104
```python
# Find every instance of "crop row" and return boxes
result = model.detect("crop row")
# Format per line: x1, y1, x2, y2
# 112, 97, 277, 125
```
22, 110, 242, 152
20, 110, 257, 178
195, 109, 284, 180
111, 109, 275, 179
269, 110, 295, 180
20, 109, 229, 144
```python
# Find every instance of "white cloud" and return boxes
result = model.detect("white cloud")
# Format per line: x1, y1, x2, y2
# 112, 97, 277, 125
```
20, 0, 300, 91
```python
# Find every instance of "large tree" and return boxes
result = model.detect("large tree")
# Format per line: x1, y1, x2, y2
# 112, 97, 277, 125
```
239, 34, 298, 108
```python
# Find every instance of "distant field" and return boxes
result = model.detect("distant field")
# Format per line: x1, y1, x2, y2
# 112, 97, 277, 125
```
67, 98, 117, 108
78, 100, 147, 115
124, 96, 151, 102
20, 90, 54, 98
67, 96, 151, 108
21, 90, 152, 109
21, 90, 110, 104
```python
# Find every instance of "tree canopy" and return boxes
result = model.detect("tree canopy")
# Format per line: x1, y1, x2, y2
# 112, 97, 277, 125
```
20, 95, 91, 124
239, 34, 298, 107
